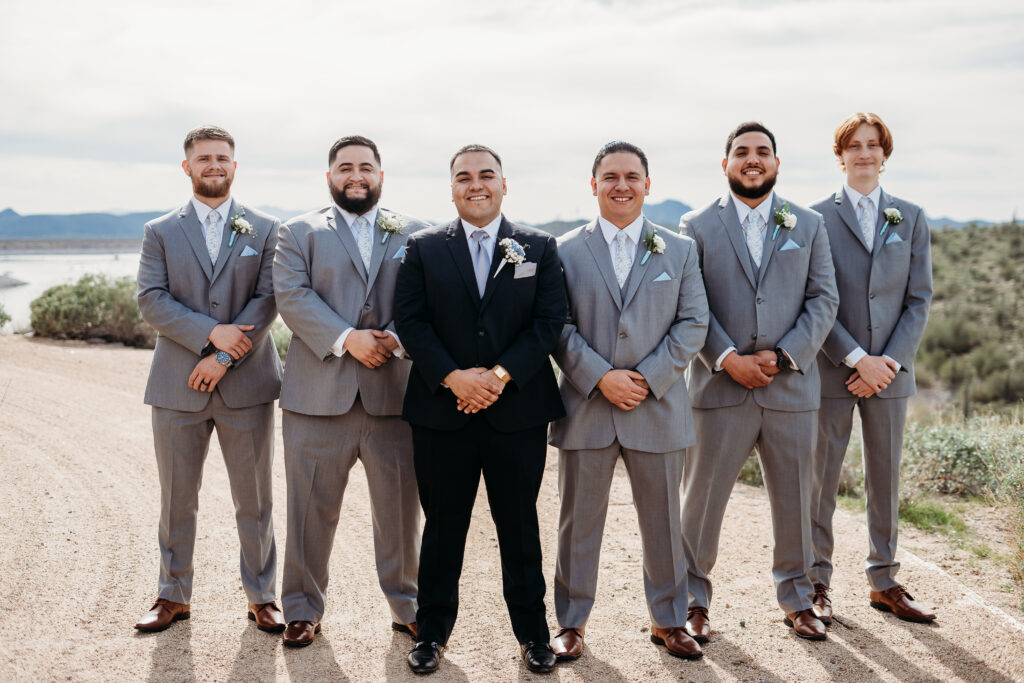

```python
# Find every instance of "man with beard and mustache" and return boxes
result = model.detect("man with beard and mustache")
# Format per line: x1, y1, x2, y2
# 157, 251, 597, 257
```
678, 122, 838, 642
135, 126, 284, 634
272, 135, 428, 647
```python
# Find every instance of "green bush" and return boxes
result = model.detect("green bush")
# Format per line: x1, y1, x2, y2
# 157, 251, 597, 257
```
271, 319, 292, 361
902, 422, 993, 497
0, 301, 10, 328
29, 274, 155, 348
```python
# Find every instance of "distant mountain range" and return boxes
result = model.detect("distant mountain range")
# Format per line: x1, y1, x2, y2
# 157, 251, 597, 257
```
0, 201, 996, 241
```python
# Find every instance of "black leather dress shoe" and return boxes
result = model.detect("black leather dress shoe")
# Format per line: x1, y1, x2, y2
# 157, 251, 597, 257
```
521, 641, 557, 673
408, 641, 442, 674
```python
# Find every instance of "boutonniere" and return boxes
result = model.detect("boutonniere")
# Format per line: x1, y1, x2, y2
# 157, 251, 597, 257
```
880, 207, 903, 237
640, 230, 666, 265
493, 237, 527, 278
772, 204, 797, 241
378, 212, 406, 244
228, 210, 254, 246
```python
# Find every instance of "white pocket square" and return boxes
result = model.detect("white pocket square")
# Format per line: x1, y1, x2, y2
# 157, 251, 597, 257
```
240, 245, 259, 257
653, 271, 672, 282
885, 232, 904, 244
393, 245, 406, 259
779, 238, 802, 251
514, 262, 537, 279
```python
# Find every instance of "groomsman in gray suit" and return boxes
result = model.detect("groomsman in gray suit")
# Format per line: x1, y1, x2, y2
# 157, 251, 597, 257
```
273, 135, 426, 647
135, 125, 284, 633
550, 141, 709, 661
680, 122, 838, 641
809, 113, 934, 624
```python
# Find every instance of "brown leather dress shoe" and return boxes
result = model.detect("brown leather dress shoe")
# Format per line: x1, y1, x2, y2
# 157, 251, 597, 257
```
784, 609, 827, 640
135, 598, 190, 632
552, 626, 584, 661
811, 584, 833, 625
685, 606, 710, 643
869, 584, 937, 623
650, 625, 703, 659
248, 602, 286, 633
282, 620, 321, 647
392, 621, 418, 639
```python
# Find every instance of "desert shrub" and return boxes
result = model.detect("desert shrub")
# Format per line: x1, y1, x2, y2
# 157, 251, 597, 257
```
902, 422, 992, 496
737, 452, 763, 487
0, 301, 10, 328
30, 274, 155, 348
271, 319, 292, 361
921, 311, 981, 356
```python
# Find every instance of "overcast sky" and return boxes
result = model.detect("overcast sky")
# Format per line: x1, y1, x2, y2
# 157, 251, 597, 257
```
1, 0, 1022, 223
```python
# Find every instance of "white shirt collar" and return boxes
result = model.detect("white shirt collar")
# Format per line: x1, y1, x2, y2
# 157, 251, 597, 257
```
191, 196, 232, 225
461, 214, 502, 243
335, 203, 379, 232
731, 192, 774, 230
598, 213, 645, 246
843, 184, 882, 210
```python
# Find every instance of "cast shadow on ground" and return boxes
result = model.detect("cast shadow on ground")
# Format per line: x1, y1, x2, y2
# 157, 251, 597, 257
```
142, 619, 195, 683
703, 634, 785, 682
385, 631, 469, 682
283, 630, 349, 681
225, 620, 277, 682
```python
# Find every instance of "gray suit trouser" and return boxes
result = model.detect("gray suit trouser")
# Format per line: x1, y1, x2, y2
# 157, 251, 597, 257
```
281, 400, 419, 624
555, 442, 687, 630
810, 396, 907, 591
152, 391, 277, 605
682, 393, 816, 614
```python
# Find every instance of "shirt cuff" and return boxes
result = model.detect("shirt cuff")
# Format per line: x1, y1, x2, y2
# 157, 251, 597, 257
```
883, 354, 902, 373
385, 329, 406, 359
714, 347, 736, 372
843, 347, 868, 368
331, 328, 354, 357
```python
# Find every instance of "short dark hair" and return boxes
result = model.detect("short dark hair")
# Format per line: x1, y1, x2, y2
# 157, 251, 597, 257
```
183, 125, 235, 155
725, 122, 777, 156
449, 144, 502, 173
592, 140, 649, 177
328, 135, 381, 167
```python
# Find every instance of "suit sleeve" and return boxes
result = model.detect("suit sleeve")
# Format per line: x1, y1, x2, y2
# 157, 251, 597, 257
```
229, 219, 279, 368
394, 234, 460, 392
635, 240, 710, 399
776, 215, 840, 372
681, 217, 736, 372
882, 208, 932, 370
137, 221, 218, 355
553, 260, 613, 398
273, 221, 355, 360
495, 234, 567, 388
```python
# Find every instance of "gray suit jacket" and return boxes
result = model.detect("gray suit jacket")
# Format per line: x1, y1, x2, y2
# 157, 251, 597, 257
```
550, 218, 709, 452
681, 194, 838, 412
273, 206, 427, 416
138, 199, 282, 412
812, 189, 932, 399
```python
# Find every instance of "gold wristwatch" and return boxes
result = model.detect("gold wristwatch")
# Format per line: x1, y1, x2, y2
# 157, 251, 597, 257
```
492, 365, 512, 384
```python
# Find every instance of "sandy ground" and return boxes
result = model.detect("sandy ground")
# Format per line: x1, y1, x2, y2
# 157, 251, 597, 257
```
1, 335, 1022, 682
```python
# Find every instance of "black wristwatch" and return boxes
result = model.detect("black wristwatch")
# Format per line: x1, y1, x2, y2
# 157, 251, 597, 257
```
774, 347, 791, 372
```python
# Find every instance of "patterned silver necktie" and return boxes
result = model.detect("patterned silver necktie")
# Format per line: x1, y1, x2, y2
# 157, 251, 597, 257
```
355, 215, 372, 271
858, 196, 875, 250
470, 229, 490, 297
743, 210, 763, 268
613, 230, 632, 287
205, 209, 221, 265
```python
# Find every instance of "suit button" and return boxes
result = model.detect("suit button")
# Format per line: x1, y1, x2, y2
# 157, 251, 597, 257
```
478, 330, 485, 337
619, 332, 628, 339
211, 302, 218, 308
363, 303, 371, 310
757, 298, 764, 304
751, 334, 757, 340
869, 293, 876, 299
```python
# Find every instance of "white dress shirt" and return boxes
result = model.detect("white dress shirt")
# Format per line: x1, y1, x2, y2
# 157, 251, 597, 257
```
598, 213, 645, 266
461, 214, 503, 255
191, 196, 232, 236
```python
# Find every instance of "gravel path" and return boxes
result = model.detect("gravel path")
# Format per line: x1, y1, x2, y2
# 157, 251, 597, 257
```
1, 335, 1022, 682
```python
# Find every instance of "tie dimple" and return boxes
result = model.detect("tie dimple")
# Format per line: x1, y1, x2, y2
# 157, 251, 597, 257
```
470, 229, 490, 297
355, 216, 372, 271
613, 230, 631, 287
858, 196, 875, 250
205, 209, 221, 265
743, 211, 763, 268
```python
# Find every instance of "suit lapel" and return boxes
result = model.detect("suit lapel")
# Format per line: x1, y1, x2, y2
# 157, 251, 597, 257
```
445, 219, 481, 305
718, 196, 757, 289
621, 218, 654, 309
584, 219, 623, 310
479, 217, 513, 311
366, 209, 391, 288
210, 199, 238, 285
875, 189, 897, 256
327, 207, 368, 284
834, 187, 871, 252
757, 195, 785, 283
176, 202, 214, 280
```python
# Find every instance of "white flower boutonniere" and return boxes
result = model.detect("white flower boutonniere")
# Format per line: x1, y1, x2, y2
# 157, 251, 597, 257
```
228, 211, 254, 246
493, 237, 527, 278
880, 207, 903, 237
378, 212, 406, 244
640, 230, 666, 265
772, 204, 797, 241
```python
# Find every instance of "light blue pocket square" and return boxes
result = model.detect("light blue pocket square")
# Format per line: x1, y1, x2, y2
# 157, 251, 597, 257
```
885, 232, 904, 244
240, 245, 259, 257
393, 245, 406, 259
653, 271, 672, 282
779, 238, 802, 251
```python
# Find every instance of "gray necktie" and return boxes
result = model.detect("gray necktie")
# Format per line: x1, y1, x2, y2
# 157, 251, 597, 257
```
858, 196, 875, 250
613, 230, 632, 287
204, 209, 221, 265
743, 210, 763, 268
470, 229, 491, 297
355, 215, 372, 271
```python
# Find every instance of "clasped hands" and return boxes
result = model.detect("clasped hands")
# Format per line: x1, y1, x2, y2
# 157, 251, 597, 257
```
189, 323, 254, 392
344, 329, 399, 369
449, 368, 506, 414
721, 349, 781, 390
598, 369, 650, 411
846, 355, 898, 398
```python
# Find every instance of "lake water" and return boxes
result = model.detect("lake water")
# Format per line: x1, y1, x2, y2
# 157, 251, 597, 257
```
0, 251, 142, 331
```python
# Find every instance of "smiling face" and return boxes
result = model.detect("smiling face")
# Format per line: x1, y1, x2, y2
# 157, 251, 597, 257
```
326, 144, 383, 215
182, 139, 235, 201
840, 122, 886, 188
450, 150, 506, 227
592, 151, 650, 228
723, 131, 779, 203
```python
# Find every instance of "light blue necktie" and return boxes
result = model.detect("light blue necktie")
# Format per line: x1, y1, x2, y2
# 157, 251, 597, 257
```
613, 230, 632, 287
858, 196, 875, 250
743, 211, 764, 268
354, 215, 372, 271
204, 209, 221, 265
470, 229, 490, 297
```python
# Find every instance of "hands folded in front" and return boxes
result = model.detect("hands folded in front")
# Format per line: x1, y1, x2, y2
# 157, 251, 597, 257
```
450, 367, 506, 414
722, 350, 779, 389
846, 355, 898, 398
598, 369, 649, 411
345, 329, 398, 369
